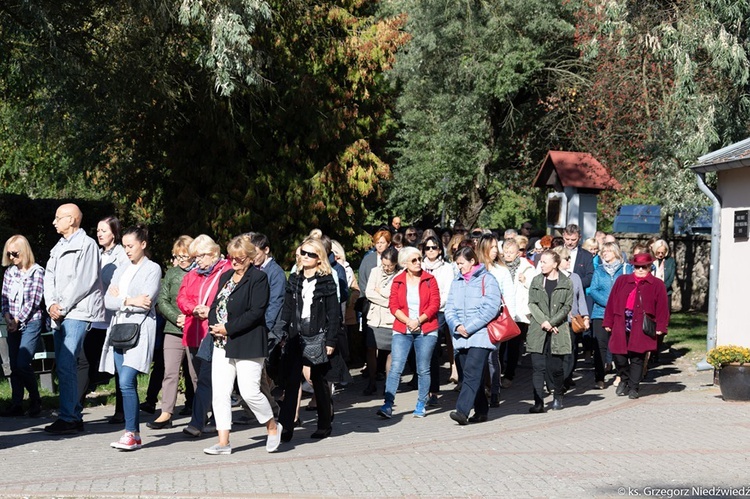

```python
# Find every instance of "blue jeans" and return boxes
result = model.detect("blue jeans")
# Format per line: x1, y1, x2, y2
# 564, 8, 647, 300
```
385, 331, 437, 406
113, 349, 140, 432
188, 355, 212, 429
455, 347, 490, 417
7, 319, 42, 406
53, 319, 90, 422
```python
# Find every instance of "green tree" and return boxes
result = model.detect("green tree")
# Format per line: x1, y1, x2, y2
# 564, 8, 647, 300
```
385, 0, 578, 228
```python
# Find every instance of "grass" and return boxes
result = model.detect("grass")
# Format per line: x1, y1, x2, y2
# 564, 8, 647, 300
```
663, 311, 708, 359
0, 372, 152, 411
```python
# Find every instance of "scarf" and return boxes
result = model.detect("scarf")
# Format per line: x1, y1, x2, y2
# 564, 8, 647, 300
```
602, 260, 623, 277
505, 257, 521, 281
422, 257, 445, 273
626, 275, 648, 310
197, 259, 220, 276
462, 264, 482, 281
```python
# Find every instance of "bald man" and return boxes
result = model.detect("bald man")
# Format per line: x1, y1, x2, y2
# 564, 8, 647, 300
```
43, 203, 105, 434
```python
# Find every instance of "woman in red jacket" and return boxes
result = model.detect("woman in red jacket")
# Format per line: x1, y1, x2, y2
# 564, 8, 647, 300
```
603, 252, 669, 399
376, 246, 440, 419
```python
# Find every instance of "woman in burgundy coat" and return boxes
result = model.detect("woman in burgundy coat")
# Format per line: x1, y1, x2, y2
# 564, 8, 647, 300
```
603, 252, 669, 399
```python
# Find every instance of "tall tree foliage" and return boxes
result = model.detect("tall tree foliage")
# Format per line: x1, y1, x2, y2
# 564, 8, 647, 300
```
385, 0, 577, 227
543, 0, 750, 221
0, 1, 407, 259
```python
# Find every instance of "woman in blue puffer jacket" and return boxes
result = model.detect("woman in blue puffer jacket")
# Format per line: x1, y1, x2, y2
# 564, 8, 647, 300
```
588, 242, 629, 388
445, 246, 501, 425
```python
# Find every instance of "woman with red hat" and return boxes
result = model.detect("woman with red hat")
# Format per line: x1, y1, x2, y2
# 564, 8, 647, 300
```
602, 252, 670, 398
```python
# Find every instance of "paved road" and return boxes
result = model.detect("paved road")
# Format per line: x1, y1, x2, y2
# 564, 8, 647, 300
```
1, 354, 749, 498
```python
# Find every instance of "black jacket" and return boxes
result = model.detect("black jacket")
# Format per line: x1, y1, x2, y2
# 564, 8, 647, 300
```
281, 272, 340, 348
208, 267, 270, 360
572, 247, 595, 289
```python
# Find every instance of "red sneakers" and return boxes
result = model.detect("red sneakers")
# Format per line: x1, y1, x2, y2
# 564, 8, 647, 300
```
110, 431, 142, 451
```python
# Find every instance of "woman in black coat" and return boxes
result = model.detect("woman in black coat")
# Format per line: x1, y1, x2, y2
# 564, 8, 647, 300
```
204, 235, 281, 455
279, 238, 340, 443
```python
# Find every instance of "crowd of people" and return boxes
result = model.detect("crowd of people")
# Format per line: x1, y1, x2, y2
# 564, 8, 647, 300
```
0, 205, 673, 453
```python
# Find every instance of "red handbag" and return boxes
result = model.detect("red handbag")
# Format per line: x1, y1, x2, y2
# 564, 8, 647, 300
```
482, 276, 521, 344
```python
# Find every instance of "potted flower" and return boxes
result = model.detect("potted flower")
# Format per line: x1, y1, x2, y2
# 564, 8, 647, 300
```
707, 345, 750, 401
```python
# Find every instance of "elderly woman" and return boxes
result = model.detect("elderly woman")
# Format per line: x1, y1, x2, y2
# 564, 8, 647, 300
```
376, 246, 440, 419
603, 252, 669, 399
363, 246, 399, 395
100, 225, 162, 450
527, 250, 573, 413
203, 235, 280, 455
553, 246, 589, 390
0, 235, 45, 417
148, 235, 195, 429
279, 238, 340, 442
444, 246, 501, 425
588, 242, 628, 389
178, 234, 232, 437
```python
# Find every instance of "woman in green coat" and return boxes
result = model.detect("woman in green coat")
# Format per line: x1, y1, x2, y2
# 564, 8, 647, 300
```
527, 249, 573, 413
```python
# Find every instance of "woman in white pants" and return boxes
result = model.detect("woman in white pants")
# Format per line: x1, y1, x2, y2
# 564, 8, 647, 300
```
204, 235, 280, 455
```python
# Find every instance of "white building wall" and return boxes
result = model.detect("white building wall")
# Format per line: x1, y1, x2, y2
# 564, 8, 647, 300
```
716, 167, 750, 346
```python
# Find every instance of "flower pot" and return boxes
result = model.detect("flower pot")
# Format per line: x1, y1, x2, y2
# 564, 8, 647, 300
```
718, 365, 750, 401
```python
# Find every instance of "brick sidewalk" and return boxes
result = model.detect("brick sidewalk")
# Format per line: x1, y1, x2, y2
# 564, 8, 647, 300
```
1, 354, 749, 498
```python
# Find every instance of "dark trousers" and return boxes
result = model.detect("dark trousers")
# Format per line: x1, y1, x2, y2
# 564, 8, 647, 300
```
613, 352, 646, 393
455, 347, 489, 417
429, 312, 446, 394
188, 356, 212, 429
563, 328, 579, 381
279, 338, 332, 436
500, 323, 527, 380
77, 327, 112, 402
592, 319, 610, 382
530, 334, 565, 405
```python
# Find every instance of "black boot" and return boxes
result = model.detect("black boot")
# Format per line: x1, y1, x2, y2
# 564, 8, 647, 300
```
528, 403, 545, 414
551, 395, 563, 411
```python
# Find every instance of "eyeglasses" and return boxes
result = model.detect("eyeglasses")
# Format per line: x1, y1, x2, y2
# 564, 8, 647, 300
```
229, 255, 248, 264
405, 232, 416, 237
300, 249, 318, 259
6, 251, 19, 259
53, 214, 72, 223
424, 245, 439, 251
195, 253, 212, 259
172, 254, 191, 261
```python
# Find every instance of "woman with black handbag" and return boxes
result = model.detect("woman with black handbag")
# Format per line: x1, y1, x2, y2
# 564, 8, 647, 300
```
99, 225, 162, 451
278, 238, 340, 443
203, 235, 280, 455
603, 252, 669, 399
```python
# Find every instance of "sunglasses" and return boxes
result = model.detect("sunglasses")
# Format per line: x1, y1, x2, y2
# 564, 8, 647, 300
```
6, 251, 19, 259
409, 258, 421, 264
229, 255, 248, 264
634, 264, 651, 270
424, 245, 439, 251
300, 249, 318, 259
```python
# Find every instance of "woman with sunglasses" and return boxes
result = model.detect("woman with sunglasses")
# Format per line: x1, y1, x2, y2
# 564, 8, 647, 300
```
603, 252, 669, 399
177, 234, 232, 437
421, 236, 454, 406
376, 246, 440, 419
0, 236, 45, 417
203, 235, 280, 455
147, 235, 196, 429
278, 238, 340, 442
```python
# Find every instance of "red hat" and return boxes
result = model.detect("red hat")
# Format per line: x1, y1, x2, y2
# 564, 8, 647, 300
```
630, 252, 655, 266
